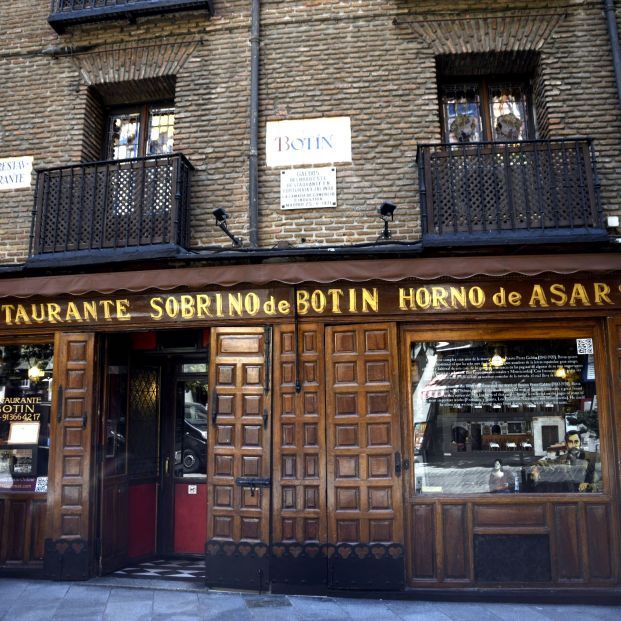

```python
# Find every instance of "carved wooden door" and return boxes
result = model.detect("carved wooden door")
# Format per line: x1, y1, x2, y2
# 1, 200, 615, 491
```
45, 332, 96, 580
325, 323, 405, 589
205, 327, 271, 590
271, 322, 405, 591
271, 323, 328, 589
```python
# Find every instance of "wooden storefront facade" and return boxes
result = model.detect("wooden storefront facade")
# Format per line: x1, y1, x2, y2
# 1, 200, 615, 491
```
0, 254, 620, 594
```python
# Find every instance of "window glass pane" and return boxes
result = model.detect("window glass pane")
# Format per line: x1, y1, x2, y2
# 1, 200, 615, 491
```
0, 344, 54, 493
441, 83, 483, 143
175, 378, 208, 478
108, 112, 141, 160
105, 337, 128, 476
181, 363, 208, 374
411, 338, 601, 495
489, 82, 529, 141
128, 367, 159, 478
105, 364, 127, 475
147, 107, 174, 155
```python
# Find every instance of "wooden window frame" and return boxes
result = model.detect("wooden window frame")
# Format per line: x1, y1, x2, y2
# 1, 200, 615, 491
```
400, 320, 613, 500
104, 100, 174, 160
438, 75, 535, 143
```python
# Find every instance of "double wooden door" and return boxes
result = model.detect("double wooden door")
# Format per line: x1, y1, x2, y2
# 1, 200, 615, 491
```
205, 323, 405, 591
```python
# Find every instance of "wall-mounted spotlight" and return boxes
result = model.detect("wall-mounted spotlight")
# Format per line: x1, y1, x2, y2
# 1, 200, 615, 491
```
212, 208, 243, 247
377, 201, 397, 241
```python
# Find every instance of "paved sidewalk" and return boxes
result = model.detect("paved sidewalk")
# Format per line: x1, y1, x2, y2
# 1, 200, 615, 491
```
0, 577, 619, 621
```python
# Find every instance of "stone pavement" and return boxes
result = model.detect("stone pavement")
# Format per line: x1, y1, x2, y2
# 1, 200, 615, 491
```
0, 577, 619, 621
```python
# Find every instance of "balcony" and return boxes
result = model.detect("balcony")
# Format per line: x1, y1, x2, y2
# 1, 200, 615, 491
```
48, 0, 214, 34
29, 154, 193, 266
416, 138, 607, 247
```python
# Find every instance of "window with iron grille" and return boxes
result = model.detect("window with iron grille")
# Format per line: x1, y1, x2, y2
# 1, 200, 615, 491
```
439, 78, 533, 143
106, 103, 175, 160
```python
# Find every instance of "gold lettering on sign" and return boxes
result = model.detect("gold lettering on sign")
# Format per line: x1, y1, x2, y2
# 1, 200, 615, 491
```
296, 288, 378, 315
492, 288, 522, 307
593, 282, 612, 305
0, 281, 619, 327
0, 300, 132, 324
399, 286, 486, 310
149, 292, 292, 320
528, 283, 615, 308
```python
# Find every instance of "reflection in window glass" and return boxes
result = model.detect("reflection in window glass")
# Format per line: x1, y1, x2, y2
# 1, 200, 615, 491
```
0, 344, 53, 493
175, 379, 208, 478
489, 82, 529, 141
108, 113, 141, 160
147, 107, 175, 155
104, 337, 128, 476
411, 339, 601, 495
441, 83, 483, 143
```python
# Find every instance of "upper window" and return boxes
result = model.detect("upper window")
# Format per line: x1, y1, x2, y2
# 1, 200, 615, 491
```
411, 337, 602, 495
440, 78, 532, 143
106, 104, 175, 160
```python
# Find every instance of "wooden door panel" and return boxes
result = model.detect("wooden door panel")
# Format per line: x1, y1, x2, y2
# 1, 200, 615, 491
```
206, 327, 270, 590
0, 496, 47, 568
442, 504, 469, 580
270, 322, 405, 591
44, 332, 95, 580
30, 498, 47, 561
270, 324, 328, 589
273, 324, 326, 545
6, 500, 27, 561
327, 324, 403, 546
586, 504, 613, 580
326, 323, 405, 590
554, 504, 582, 581
100, 480, 128, 573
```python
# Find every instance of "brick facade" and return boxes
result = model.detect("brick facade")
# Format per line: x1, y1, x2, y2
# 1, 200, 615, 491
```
0, 0, 620, 261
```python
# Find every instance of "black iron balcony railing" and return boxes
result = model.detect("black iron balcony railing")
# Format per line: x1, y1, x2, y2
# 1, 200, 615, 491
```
30, 154, 193, 260
416, 138, 607, 246
48, 0, 214, 33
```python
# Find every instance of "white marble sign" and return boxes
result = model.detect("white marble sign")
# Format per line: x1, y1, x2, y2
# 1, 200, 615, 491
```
266, 117, 351, 167
0, 156, 33, 190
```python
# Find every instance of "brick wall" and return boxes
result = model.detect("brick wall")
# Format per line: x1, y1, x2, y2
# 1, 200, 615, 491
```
0, 0, 620, 261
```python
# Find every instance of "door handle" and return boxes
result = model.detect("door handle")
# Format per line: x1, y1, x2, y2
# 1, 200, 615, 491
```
164, 457, 170, 476
211, 390, 218, 425
395, 451, 402, 477
56, 384, 64, 423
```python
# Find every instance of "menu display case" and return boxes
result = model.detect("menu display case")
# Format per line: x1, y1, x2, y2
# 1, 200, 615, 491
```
0, 343, 53, 569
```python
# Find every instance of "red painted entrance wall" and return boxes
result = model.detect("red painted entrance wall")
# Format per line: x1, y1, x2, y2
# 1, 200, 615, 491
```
174, 483, 207, 554
128, 483, 156, 558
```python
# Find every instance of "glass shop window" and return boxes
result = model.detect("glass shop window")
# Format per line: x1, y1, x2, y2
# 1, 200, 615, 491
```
0, 344, 54, 493
411, 338, 601, 495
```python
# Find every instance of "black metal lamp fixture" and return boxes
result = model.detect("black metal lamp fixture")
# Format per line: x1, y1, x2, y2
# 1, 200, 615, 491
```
212, 208, 243, 247
377, 201, 397, 241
